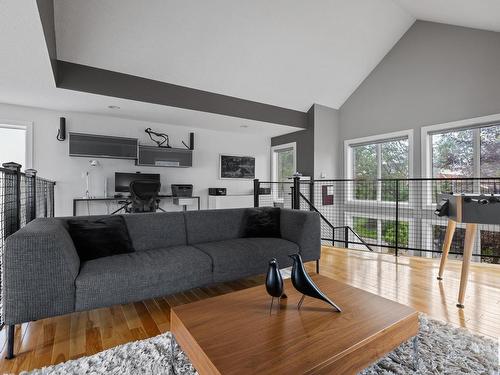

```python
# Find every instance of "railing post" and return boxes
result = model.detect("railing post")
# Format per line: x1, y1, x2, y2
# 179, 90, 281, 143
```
292, 176, 300, 209
344, 226, 349, 249
395, 179, 400, 257
253, 178, 260, 208
309, 180, 315, 211
25, 169, 37, 222
43, 183, 48, 217
49, 182, 55, 217
2, 162, 22, 238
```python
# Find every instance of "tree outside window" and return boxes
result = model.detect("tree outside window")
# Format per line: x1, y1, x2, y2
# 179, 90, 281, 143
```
353, 144, 377, 200
431, 124, 499, 201
480, 126, 500, 178
352, 138, 409, 201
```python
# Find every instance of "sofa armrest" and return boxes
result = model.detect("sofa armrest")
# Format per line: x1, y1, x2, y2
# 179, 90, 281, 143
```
3, 219, 80, 324
280, 209, 321, 262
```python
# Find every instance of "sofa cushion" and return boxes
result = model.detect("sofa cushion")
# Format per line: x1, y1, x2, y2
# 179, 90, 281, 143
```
67, 216, 134, 261
123, 212, 187, 251
244, 207, 281, 238
184, 209, 246, 244
194, 238, 297, 283
75, 246, 212, 311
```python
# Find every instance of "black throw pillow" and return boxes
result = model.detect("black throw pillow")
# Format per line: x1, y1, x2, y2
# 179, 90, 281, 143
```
244, 207, 281, 238
67, 216, 134, 262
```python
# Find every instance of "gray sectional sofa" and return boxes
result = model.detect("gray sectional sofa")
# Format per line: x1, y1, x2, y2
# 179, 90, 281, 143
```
3, 207, 320, 357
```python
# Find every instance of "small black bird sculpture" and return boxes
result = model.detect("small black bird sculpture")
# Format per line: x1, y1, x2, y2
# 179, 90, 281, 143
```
289, 253, 341, 312
145, 128, 171, 148
265, 258, 287, 314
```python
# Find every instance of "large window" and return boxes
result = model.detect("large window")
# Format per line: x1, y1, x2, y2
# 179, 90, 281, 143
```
346, 131, 412, 202
0, 123, 32, 169
431, 124, 499, 178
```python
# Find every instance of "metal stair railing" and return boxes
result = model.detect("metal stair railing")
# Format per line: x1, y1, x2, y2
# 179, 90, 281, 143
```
298, 191, 373, 252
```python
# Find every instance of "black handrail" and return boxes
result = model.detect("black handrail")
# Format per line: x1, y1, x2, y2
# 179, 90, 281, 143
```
298, 192, 373, 252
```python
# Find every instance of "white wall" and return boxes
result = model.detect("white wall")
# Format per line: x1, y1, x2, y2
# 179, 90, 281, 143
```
0, 103, 271, 216
339, 21, 500, 177
313, 104, 340, 179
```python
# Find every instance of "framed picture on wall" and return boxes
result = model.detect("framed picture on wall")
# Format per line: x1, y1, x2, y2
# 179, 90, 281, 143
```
219, 154, 255, 179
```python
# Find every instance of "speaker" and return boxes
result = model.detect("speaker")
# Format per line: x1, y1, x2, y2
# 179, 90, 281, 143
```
189, 132, 194, 150
209, 188, 227, 196
57, 117, 66, 141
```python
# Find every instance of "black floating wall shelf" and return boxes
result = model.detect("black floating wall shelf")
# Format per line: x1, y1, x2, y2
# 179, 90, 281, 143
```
69, 132, 138, 159
136, 145, 193, 168
68, 131, 194, 168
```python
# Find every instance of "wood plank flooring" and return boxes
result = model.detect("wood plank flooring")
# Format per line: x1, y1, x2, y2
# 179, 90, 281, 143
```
0, 247, 498, 374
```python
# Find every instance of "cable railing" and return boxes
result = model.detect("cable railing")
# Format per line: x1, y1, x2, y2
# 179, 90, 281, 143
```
0, 162, 56, 325
253, 177, 500, 264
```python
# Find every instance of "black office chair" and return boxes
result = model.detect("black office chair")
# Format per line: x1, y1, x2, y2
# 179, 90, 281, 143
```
112, 180, 165, 214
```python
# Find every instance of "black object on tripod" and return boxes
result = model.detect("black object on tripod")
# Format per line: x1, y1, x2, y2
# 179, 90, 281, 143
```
145, 128, 170, 148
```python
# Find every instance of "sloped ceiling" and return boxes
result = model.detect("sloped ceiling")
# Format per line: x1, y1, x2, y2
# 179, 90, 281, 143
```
0, 0, 498, 133
394, 0, 500, 33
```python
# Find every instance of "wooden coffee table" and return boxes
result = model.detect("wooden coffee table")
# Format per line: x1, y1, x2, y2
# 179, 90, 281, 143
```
171, 275, 418, 374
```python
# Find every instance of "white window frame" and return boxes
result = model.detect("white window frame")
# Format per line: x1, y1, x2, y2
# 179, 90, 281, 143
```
421, 113, 500, 179
271, 142, 296, 182
344, 129, 414, 204
420, 113, 500, 208
270, 142, 296, 202
0, 120, 33, 170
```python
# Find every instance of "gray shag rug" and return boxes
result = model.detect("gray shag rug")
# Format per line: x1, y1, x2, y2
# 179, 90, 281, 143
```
24, 315, 498, 375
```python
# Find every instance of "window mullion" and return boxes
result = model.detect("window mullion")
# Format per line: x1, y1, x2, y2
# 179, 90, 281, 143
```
377, 143, 382, 201
473, 128, 481, 178
473, 128, 481, 195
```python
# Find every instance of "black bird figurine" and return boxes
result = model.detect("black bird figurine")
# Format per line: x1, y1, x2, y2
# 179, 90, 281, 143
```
265, 258, 287, 314
289, 253, 341, 312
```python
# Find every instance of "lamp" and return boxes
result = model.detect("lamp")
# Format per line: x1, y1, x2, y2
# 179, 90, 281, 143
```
83, 160, 100, 199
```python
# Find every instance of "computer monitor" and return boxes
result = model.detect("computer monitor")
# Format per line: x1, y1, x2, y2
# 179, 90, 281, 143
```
115, 172, 161, 193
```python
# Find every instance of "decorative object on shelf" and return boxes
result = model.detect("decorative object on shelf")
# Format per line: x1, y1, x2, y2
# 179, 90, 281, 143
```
208, 187, 226, 196
56, 117, 66, 141
265, 258, 287, 314
181, 132, 195, 150
289, 253, 341, 312
145, 128, 171, 148
219, 154, 255, 179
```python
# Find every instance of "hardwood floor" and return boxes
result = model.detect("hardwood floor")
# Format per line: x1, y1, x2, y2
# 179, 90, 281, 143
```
0, 246, 498, 373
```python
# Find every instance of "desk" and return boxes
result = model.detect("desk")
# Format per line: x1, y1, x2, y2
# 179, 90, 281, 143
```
208, 194, 254, 209
73, 195, 201, 216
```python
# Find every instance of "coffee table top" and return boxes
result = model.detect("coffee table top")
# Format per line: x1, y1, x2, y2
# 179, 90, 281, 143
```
171, 275, 418, 375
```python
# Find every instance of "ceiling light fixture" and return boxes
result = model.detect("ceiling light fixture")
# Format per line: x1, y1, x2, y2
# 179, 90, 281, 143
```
108, 105, 121, 109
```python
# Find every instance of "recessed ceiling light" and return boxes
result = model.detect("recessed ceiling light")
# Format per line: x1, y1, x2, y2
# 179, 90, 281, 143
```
108, 105, 121, 109
240, 125, 249, 128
